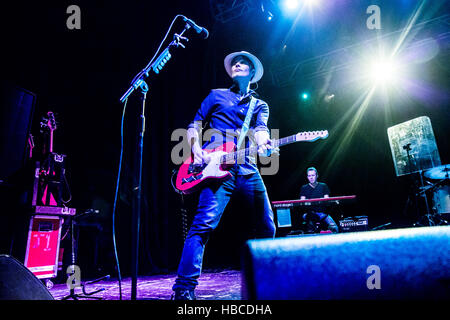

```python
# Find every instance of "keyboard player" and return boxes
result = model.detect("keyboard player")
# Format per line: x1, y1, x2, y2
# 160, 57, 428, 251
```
299, 167, 339, 233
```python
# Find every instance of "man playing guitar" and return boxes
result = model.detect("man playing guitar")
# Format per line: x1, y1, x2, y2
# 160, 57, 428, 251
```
172, 51, 277, 300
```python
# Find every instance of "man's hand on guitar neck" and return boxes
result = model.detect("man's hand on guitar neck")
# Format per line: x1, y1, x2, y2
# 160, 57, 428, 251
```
255, 131, 279, 157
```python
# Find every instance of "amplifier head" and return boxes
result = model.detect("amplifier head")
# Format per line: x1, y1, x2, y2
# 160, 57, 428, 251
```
339, 216, 369, 232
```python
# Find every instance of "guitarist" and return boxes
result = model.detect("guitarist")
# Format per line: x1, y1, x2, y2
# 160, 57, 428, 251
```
172, 51, 276, 300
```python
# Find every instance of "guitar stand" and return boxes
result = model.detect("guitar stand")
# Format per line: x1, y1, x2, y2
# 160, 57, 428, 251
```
80, 275, 110, 299
61, 215, 110, 300
62, 275, 110, 300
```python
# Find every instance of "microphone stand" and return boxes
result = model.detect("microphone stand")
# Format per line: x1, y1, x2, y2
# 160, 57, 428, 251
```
119, 24, 190, 301
119, 27, 190, 103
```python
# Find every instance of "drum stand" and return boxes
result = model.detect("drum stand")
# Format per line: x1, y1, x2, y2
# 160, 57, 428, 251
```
414, 177, 449, 227
402, 143, 446, 227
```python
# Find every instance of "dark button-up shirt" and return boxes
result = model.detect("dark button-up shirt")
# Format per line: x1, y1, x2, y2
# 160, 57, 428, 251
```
188, 88, 270, 175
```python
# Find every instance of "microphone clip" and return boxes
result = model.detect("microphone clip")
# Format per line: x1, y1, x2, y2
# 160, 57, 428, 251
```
173, 33, 189, 49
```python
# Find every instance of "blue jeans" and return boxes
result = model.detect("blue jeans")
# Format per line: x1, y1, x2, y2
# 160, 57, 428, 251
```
303, 211, 338, 233
173, 168, 275, 291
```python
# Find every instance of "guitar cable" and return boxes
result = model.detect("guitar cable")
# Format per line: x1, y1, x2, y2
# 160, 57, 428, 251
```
111, 98, 128, 300
170, 170, 188, 242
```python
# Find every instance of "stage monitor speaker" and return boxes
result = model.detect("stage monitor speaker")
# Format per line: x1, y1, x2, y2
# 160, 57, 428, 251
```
0, 83, 36, 182
242, 226, 450, 299
0, 255, 54, 300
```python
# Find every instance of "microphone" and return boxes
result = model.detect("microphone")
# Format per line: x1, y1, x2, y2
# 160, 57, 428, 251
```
182, 16, 209, 39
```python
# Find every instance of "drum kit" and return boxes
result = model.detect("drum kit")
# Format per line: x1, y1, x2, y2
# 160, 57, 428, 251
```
420, 164, 450, 223
387, 117, 448, 226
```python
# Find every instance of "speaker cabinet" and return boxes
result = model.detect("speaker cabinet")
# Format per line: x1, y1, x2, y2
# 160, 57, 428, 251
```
0, 83, 36, 182
0, 255, 54, 300
243, 226, 450, 299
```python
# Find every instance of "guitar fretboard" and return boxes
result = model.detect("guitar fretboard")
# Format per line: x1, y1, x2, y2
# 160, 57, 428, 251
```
220, 134, 298, 164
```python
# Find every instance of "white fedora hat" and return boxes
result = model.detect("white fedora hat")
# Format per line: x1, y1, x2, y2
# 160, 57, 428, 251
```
224, 51, 264, 84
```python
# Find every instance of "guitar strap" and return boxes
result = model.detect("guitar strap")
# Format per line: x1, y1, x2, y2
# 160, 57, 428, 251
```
236, 96, 257, 150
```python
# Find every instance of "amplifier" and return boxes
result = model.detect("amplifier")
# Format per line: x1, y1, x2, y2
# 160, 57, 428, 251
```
339, 216, 368, 232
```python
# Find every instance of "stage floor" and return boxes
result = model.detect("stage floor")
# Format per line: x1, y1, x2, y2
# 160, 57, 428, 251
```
48, 269, 242, 300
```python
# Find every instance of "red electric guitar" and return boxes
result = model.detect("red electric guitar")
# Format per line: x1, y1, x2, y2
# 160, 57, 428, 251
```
175, 130, 329, 194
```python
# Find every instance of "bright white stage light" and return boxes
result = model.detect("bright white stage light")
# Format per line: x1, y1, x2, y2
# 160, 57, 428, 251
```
368, 58, 400, 85
282, 0, 319, 16
284, 0, 300, 10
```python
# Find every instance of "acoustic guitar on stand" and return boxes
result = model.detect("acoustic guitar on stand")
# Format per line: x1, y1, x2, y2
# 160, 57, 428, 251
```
175, 130, 328, 194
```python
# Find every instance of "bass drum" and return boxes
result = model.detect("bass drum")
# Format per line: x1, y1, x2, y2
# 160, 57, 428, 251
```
432, 185, 450, 215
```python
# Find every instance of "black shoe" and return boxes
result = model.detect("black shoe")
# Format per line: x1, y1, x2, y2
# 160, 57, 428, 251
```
172, 289, 196, 300
329, 224, 339, 233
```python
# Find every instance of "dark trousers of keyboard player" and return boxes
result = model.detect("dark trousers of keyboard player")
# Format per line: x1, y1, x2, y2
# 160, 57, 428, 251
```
299, 167, 338, 233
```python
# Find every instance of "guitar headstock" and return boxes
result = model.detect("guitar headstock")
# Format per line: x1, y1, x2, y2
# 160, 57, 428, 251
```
295, 130, 329, 142
47, 112, 57, 131
40, 111, 58, 132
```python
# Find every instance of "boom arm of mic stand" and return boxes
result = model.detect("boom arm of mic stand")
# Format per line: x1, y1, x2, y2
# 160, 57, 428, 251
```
119, 28, 189, 103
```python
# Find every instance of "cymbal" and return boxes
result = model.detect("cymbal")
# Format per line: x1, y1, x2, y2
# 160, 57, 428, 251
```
424, 164, 450, 180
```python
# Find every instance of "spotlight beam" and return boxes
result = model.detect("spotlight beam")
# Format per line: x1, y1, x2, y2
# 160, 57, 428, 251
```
391, 0, 426, 58
323, 86, 376, 176
285, 87, 375, 190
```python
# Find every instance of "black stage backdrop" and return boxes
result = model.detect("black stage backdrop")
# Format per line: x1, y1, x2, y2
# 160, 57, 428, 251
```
0, 1, 448, 277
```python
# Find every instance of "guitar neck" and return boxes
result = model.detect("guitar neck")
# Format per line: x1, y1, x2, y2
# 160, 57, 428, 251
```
221, 134, 299, 164
49, 130, 54, 153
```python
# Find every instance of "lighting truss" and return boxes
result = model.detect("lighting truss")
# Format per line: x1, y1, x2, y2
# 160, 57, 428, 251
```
270, 14, 450, 88
210, 0, 257, 23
